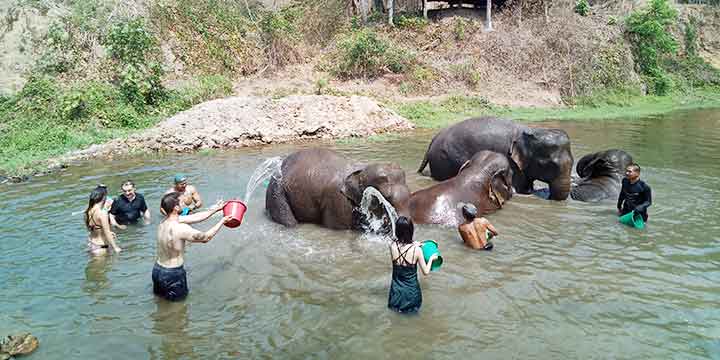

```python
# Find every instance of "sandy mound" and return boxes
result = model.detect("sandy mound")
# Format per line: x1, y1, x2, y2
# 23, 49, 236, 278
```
68, 95, 413, 159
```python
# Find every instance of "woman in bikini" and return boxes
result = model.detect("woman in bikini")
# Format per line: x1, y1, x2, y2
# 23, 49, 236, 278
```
85, 186, 122, 255
388, 216, 437, 314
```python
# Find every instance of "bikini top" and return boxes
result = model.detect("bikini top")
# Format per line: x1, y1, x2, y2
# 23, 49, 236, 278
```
87, 211, 103, 231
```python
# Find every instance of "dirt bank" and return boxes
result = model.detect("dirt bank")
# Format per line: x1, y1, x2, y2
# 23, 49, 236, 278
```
41, 94, 412, 168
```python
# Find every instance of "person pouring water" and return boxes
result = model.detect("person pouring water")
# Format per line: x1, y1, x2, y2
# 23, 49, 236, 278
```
388, 216, 438, 314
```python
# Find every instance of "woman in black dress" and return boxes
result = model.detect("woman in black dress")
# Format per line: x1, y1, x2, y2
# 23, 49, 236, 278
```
388, 216, 437, 314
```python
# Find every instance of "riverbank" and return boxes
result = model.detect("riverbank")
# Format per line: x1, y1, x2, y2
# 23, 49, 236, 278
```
2, 89, 719, 183
393, 88, 720, 128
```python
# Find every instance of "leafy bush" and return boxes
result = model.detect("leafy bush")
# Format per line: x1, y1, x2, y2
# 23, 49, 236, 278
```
396, 14, 428, 30
625, 0, 678, 95
453, 18, 469, 41
105, 18, 155, 65
332, 29, 414, 79
259, 8, 303, 68
575, 0, 590, 16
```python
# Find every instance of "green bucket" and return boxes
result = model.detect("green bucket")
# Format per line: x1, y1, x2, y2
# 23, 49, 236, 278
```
421, 240, 443, 272
619, 210, 645, 229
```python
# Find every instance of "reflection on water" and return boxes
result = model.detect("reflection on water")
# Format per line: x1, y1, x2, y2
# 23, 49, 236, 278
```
1, 109, 720, 359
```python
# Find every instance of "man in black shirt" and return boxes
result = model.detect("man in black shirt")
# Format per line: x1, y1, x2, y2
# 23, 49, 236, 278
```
110, 180, 151, 225
617, 163, 652, 222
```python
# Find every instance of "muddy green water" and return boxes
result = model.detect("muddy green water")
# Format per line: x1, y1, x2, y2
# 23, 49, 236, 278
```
1, 109, 720, 359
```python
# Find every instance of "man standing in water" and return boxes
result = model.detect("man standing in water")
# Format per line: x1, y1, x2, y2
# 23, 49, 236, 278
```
458, 204, 498, 250
617, 163, 652, 222
166, 175, 203, 215
153, 192, 232, 301
109, 180, 151, 225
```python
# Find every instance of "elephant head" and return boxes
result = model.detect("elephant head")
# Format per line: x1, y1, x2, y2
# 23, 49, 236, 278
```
459, 151, 514, 208
341, 163, 411, 216
576, 149, 633, 179
510, 128, 573, 200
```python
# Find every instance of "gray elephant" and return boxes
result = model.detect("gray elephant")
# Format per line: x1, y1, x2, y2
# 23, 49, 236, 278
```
409, 151, 513, 226
417, 117, 574, 200
571, 149, 633, 202
265, 148, 411, 230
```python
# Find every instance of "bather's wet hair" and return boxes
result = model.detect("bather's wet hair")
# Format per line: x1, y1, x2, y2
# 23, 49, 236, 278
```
394, 216, 415, 244
462, 203, 478, 221
161, 192, 181, 216
85, 186, 108, 230
627, 163, 641, 173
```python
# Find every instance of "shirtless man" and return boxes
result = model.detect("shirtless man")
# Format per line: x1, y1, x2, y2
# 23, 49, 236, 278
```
457, 204, 498, 251
153, 192, 231, 301
166, 174, 202, 215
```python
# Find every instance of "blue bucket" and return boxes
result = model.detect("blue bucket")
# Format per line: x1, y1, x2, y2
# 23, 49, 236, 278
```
421, 240, 443, 271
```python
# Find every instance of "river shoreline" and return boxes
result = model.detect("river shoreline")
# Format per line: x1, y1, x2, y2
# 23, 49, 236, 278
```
2, 91, 719, 184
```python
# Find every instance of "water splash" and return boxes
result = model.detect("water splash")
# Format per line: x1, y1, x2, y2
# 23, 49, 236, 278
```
244, 157, 283, 203
359, 187, 398, 241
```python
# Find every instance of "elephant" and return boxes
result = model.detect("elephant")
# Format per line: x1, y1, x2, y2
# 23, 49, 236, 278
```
417, 116, 574, 201
265, 148, 411, 230
409, 151, 513, 226
571, 149, 633, 202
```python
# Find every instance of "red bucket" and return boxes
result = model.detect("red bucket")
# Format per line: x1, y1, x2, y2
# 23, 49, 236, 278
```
223, 200, 247, 228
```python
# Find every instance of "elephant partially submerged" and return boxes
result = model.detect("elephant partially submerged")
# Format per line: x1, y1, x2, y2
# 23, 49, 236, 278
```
409, 151, 513, 226
417, 117, 574, 200
265, 148, 411, 230
571, 149, 633, 202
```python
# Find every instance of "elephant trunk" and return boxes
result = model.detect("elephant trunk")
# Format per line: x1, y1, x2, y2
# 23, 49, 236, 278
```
549, 176, 571, 201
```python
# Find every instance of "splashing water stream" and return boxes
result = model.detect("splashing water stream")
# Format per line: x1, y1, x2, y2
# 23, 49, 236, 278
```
243, 156, 283, 204
359, 187, 399, 240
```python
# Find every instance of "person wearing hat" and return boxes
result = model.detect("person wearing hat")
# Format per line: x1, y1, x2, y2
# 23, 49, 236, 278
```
457, 204, 498, 250
165, 174, 202, 215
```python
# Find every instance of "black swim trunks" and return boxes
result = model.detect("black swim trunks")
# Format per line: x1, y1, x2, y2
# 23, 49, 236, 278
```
152, 263, 188, 301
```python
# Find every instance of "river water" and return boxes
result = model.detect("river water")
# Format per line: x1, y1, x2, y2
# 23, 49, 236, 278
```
1, 109, 719, 359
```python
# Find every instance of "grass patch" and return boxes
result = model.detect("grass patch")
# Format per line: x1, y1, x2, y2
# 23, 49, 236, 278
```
392, 89, 720, 128
0, 75, 234, 176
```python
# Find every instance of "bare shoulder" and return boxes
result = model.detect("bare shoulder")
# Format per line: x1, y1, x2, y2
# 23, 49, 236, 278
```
476, 217, 491, 225
188, 185, 199, 193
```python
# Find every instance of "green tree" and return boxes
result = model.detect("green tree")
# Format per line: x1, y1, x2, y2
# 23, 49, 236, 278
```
625, 0, 678, 94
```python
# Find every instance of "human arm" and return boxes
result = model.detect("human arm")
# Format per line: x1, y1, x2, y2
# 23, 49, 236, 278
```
189, 186, 203, 210
481, 218, 498, 236
179, 200, 225, 224
634, 184, 652, 213
100, 212, 121, 252
185, 216, 233, 243
140, 196, 151, 224
109, 213, 126, 230
617, 180, 626, 213
415, 244, 437, 276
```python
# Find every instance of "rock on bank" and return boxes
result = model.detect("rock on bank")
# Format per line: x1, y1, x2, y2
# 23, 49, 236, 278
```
76, 95, 413, 158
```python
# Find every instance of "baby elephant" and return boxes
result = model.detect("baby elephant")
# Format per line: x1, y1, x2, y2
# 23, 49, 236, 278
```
571, 149, 633, 202
409, 151, 513, 226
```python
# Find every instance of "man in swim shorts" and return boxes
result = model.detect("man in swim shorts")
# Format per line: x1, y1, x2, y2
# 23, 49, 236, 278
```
617, 163, 652, 222
165, 174, 202, 215
457, 204, 498, 250
153, 192, 231, 301
109, 180, 150, 225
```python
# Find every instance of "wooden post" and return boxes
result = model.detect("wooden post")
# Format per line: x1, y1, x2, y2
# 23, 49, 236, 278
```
486, 0, 493, 31
388, 0, 394, 26
423, 0, 428, 19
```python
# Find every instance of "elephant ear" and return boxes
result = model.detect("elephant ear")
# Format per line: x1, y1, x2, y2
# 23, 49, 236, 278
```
341, 169, 366, 206
488, 170, 508, 208
509, 129, 533, 170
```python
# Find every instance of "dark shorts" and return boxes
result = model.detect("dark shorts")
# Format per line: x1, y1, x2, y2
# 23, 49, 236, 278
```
152, 263, 188, 301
